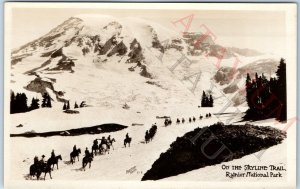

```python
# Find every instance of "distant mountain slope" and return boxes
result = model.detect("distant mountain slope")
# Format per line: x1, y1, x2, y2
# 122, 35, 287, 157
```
10, 14, 278, 108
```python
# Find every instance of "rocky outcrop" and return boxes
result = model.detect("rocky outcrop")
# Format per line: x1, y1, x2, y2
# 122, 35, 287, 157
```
107, 41, 127, 57
127, 39, 144, 63
99, 36, 118, 55
24, 77, 66, 102
142, 122, 286, 181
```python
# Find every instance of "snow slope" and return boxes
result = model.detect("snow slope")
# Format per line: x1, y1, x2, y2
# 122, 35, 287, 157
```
9, 107, 286, 181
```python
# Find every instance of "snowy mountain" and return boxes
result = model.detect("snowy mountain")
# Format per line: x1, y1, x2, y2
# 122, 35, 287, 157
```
10, 14, 280, 108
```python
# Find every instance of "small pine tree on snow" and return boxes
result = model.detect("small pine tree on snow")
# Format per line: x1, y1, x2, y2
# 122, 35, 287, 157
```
46, 95, 52, 107
209, 95, 214, 107
29, 97, 40, 110
74, 102, 79, 109
201, 91, 207, 107
10, 91, 16, 114
67, 101, 70, 110
41, 93, 48, 108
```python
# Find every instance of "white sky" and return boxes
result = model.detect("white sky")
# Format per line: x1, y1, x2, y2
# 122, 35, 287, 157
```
11, 8, 286, 56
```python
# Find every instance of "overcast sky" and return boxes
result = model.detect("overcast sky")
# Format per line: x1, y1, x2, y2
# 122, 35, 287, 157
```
11, 8, 286, 56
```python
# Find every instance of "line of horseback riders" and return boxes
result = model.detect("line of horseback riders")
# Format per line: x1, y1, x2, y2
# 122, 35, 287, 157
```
91, 135, 116, 156
175, 113, 212, 124
145, 124, 158, 143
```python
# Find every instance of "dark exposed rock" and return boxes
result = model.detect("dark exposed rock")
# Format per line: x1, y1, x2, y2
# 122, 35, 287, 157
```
142, 123, 286, 181
24, 77, 66, 102
99, 36, 118, 55
47, 55, 75, 73
64, 109, 80, 114
107, 41, 127, 57
139, 64, 152, 79
127, 39, 144, 63
11, 53, 32, 66
41, 50, 56, 57
51, 48, 63, 58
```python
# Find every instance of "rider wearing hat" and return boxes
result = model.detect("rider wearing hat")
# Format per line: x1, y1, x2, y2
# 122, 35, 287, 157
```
51, 149, 55, 159
40, 155, 45, 164
85, 147, 90, 157
73, 145, 77, 152
100, 136, 107, 145
34, 156, 39, 165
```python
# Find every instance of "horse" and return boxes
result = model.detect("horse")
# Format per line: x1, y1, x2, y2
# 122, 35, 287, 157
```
29, 161, 52, 180
70, 148, 81, 164
41, 162, 53, 180
47, 155, 62, 171
29, 163, 42, 180
82, 153, 93, 171
124, 137, 132, 147
92, 143, 99, 156
99, 143, 109, 154
107, 138, 116, 150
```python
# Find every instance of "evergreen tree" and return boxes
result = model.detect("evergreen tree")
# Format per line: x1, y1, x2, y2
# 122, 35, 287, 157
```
201, 91, 207, 107
275, 58, 287, 121
74, 102, 79, 109
67, 101, 70, 110
19, 93, 28, 113
244, 58, 287, 122
10, 91, 16, 114
42, 93, 52, 108
209, 95, 214, 107
41, 93, 48, 107
29, 97, 40, 110
46, 95, 52, 108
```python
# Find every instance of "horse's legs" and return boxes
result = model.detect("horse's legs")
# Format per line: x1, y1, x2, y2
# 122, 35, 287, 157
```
57, 163, 59, 170
77, 155, 79, 162
89, 162, 91, 168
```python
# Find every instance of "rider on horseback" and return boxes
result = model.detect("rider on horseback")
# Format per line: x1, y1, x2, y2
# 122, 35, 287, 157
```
93, 139, 98, 146
107, 135, 111, 142
51, 150, 55, 159
73, 145, 77, 152
126, 133, 130, 140
100, 136, 107, 145
34, 156, 39, 165
40, 155, 45, 164
85, 147, 90, 157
